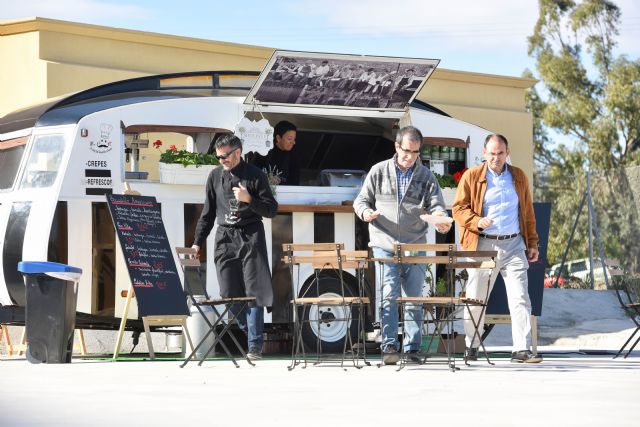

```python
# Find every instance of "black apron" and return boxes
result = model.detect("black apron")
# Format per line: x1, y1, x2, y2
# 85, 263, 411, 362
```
213, 221, 273, 307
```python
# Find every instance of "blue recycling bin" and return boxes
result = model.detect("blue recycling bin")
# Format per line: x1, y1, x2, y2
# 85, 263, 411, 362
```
18, 261, 82, 364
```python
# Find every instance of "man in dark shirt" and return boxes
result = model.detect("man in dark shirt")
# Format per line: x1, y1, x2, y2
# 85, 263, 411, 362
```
192, 134, 278, 360
247, 120, 300, 185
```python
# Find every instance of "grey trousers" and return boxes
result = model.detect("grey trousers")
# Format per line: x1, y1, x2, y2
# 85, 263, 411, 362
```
464, 235, 532, 351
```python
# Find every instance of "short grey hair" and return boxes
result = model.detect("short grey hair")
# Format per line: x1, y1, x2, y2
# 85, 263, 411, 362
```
395, 126, 423, 145
215, 134, 243, 152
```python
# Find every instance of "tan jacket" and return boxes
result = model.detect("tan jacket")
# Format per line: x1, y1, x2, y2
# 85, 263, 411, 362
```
452, 162, 538, 251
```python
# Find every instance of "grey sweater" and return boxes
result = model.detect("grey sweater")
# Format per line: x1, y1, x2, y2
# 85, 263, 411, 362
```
353, 158, 446, 251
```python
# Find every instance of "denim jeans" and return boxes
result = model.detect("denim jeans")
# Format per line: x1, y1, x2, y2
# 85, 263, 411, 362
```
230, 303, 264, 349
373, 247, 425, 352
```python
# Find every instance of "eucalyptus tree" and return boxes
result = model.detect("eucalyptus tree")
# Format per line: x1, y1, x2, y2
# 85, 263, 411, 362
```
526, 0, 640, 272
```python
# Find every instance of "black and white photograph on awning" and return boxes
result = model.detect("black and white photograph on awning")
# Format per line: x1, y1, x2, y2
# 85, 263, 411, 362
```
246, 51, 439, 111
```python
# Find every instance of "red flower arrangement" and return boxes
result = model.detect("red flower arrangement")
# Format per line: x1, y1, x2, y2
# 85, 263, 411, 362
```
452, 168, 468, 184
154, 139, 218, 167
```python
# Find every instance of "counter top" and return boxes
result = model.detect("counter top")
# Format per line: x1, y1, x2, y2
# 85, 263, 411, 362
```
277, 204, 354, 213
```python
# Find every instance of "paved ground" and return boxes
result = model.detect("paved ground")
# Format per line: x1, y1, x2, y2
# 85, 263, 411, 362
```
2, 289, 638, 426
1, 349, 639, 427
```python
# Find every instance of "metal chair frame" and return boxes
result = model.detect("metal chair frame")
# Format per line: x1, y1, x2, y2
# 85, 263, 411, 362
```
610, 260, 640, 359
374, 243, 496, 371
283, 243, 370, 370
175, 247, 255, 368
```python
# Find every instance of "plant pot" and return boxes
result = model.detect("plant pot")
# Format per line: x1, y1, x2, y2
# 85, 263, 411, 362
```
441, 187, 457, 207
421, 334, 440, 353
159, 163, 217, 185
436, 332, 465, 353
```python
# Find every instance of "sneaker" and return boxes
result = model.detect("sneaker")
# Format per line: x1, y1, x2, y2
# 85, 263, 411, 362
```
247, 346, 262, 360
382, 346, 400, 365
406, 349, 423, 364
511, 350, 543, 363
464, 347, 478, 362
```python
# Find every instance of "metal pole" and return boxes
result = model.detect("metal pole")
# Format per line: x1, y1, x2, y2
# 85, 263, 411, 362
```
587, 171, 596, 288
553, 190, 587, 288
587, 173, 611, 290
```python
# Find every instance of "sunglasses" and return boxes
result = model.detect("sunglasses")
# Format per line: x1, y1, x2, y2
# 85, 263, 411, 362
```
215, 147, 239, 160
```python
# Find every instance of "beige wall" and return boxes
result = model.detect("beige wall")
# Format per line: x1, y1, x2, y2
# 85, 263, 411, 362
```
0, 31, 48, 115
1, 17, 535, 180
1, 18, 272, 115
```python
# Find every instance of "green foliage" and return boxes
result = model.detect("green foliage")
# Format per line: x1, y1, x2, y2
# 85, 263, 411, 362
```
159, 149, 219, 167
435, 278, 447, 296
434, 173, 457, 188
527, 0, 640, 269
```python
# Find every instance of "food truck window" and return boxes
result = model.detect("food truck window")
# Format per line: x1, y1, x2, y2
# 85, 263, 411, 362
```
0, 144, 26, 190
18, 134, 65, 189
127, 132, 191, 181
295, 132, 394, 184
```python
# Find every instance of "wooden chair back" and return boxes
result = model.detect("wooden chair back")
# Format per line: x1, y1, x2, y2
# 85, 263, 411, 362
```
175, 246, 200, 267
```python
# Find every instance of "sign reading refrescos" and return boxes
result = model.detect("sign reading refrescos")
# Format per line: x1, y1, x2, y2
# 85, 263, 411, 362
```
83, 159, 113, 195
81, 160, 113, 195
106, 194, 188, 317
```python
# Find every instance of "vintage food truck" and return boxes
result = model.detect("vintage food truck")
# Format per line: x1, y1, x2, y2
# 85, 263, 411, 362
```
0, 51, 492, 351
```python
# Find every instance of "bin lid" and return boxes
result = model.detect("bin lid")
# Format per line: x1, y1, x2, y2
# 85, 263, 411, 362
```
18, 261, 82, 274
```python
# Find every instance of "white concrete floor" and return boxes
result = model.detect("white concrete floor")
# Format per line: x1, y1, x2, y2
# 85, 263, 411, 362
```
1, 350, 639, 427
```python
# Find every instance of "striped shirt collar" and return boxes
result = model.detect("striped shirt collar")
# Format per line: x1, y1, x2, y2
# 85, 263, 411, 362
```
394, 155, 416, 201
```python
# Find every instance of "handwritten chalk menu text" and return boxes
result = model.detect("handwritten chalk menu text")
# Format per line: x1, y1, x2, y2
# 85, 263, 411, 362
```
106, 194, 188, 317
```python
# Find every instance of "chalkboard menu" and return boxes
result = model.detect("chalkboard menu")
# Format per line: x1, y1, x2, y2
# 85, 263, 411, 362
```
106, 194, 188, 317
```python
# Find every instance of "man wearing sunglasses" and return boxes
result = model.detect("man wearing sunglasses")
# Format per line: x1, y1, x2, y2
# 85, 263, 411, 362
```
354, 126, 452, 365
192, 134, 278, 360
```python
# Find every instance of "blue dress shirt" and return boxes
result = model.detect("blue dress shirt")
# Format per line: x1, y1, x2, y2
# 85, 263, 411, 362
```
482, 165, 520, 235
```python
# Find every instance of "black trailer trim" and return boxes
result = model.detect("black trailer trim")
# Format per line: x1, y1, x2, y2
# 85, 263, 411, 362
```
3, 202, 31, 306
86, 188, 113, 196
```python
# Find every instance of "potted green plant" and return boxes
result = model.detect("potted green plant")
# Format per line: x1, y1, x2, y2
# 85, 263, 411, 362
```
156, 140, 219, 167
434, 168, 467, 205
155, 140, 219, 185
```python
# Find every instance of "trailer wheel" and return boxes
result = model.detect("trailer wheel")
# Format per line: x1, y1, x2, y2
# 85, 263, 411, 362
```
298, 274, 363, 353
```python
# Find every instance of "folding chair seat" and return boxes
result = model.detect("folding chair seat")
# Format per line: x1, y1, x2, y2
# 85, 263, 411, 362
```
377, 243, 460, 371
610, 260, 640, 359
175, 247, 255, 368
282, 243, 370, 369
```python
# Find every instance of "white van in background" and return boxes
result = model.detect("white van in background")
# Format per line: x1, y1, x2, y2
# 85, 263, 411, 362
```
548, 258, 622, 288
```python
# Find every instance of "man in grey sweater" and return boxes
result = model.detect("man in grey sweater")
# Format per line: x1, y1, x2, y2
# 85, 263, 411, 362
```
354, 126, 451, 364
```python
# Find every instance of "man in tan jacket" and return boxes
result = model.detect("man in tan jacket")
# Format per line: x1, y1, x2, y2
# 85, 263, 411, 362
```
452, 134, 542, 363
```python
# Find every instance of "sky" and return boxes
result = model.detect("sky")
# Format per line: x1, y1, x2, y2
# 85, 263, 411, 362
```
1, 0, 639, 78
